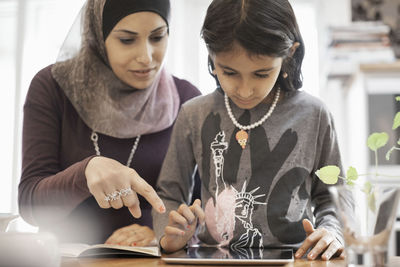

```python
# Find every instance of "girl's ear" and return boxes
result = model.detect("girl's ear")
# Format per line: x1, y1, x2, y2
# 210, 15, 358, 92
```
208, 55, 217, 75
289, 42, 300, 57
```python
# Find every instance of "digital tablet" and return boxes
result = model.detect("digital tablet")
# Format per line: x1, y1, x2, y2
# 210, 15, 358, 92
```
162, 246, 294, 265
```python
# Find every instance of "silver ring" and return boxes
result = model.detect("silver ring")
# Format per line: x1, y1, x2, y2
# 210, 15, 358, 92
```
104, 191, 121, 202
119, 187, 133, 197
104, 188, 133, 202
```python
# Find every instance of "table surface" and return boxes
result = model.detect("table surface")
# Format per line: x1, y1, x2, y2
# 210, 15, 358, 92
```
61, 256, 400, 267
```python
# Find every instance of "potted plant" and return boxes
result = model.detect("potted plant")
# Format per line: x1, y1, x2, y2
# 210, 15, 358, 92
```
316, 96, 400, 266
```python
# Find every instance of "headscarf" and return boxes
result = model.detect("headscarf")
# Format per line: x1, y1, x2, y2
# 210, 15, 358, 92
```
51, 0, 179, 138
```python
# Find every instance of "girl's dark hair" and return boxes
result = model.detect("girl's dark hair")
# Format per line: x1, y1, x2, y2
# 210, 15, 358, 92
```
201, 0, 305, 92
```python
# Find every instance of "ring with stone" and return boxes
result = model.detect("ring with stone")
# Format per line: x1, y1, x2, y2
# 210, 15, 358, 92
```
119, 187, 133, 197
104, 190, 121, 202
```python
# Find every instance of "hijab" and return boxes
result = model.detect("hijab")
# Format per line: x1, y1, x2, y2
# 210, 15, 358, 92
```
51, 0, 179, 138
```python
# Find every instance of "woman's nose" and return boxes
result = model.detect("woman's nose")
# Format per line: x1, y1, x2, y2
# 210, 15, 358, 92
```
135, 41, 152, 65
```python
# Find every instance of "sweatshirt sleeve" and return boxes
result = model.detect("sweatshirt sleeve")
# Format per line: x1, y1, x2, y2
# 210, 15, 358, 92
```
152, 105, 197, 241
311, 106, 346, 245
18, 66, 92, 226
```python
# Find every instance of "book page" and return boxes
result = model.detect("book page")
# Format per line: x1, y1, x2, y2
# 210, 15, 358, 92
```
59, 243, 91, 257
60, 243, 160, 258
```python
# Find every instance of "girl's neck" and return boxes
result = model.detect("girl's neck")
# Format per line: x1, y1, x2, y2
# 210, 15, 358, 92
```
262, 87, 283, 105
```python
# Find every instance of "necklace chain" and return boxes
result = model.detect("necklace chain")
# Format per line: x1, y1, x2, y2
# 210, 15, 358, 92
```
224, 88, 280, 131
90, 131, 141, 167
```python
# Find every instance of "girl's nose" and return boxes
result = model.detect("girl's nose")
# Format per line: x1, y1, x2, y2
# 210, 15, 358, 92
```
236, 80, 253, 99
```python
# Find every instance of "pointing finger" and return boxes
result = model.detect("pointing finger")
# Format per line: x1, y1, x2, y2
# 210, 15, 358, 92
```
129, 169, 166, 214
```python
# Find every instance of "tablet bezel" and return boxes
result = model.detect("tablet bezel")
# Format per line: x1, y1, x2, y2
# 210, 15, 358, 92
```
162, 247, 294, 265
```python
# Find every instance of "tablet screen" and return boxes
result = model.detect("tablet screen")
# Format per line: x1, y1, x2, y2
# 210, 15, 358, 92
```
162, 246, 294, 265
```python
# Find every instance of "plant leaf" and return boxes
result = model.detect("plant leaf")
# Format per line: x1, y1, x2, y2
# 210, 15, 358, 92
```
362, 181, 372, 194
346, 166, 358, 181
396, 96, 400, 101
315, 166, 340, 184
367, 132, 389, 151
393, 112, 400, 130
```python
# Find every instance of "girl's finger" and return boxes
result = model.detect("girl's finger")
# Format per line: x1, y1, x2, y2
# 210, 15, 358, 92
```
164, 226, 186, 236
177, 204, 196, 225
295, 229, 324, 258
307, 232, 335, 260
321, 240, 342, 261
169, 210, 189, 229
190, 201, 205, 224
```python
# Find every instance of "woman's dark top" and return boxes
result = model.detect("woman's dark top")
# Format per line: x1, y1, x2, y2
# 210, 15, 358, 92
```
19, 65, 201, 244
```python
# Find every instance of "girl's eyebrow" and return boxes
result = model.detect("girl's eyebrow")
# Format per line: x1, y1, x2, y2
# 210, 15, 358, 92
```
113, 26, 167, 35
217, 63, 275, 72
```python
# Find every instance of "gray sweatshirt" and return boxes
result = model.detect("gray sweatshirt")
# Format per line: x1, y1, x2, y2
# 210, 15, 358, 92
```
153, 88, 344, 249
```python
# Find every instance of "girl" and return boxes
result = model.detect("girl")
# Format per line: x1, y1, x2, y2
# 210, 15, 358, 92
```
153, 0, 345, 261
18, 0, 201, 245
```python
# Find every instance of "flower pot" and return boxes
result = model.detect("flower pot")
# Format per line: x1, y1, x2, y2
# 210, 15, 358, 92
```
329, 184, 400, 267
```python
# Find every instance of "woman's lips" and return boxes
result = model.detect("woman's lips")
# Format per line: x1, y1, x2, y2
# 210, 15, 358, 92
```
129, 68, 155, 79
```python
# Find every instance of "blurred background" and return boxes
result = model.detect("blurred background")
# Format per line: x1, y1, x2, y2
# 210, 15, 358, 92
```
1, 0, 400, 254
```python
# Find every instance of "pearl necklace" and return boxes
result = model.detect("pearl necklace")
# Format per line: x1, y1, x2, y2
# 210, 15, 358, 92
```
91, 131, 141, 167
224, 88, 280, 149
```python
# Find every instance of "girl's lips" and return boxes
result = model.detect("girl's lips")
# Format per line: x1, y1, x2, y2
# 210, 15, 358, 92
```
234, 97, 255, 106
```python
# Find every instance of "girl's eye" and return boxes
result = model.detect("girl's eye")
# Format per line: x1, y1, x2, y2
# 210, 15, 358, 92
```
119, 38, 135, 45
255, 73, 269, 78
223, 71, 236, 76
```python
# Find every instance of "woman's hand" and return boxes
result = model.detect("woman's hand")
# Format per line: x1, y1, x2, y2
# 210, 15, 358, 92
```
85, 156, 165, 218
160, 199, 205, 253
295, 219, 345, 261
105, 224, 156, 246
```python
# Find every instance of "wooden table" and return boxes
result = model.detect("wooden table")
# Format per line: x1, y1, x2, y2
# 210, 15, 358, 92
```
61, 257, 343, 267
61, 256, 400, 267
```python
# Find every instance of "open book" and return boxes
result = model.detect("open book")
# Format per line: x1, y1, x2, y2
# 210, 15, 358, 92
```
59, 243, 160, 258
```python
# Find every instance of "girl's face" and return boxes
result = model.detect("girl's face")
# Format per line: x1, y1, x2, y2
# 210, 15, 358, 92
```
105, 12, 168, 89
212, 43, 283, 109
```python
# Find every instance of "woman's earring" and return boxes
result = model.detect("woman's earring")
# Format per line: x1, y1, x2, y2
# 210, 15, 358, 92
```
282, 72, 288, 79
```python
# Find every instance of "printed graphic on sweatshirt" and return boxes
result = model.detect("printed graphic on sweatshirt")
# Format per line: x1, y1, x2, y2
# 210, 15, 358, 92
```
201, 110, 309, 247
204, 131, 266, 247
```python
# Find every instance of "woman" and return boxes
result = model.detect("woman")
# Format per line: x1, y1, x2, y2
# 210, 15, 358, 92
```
18, 0, 201, 246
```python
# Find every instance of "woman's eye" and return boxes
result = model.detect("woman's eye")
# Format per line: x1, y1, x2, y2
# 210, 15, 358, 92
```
119, 38, 135, 45
223, 71, 236, 76
255, 73, 269, 78
150, 35, 165, 42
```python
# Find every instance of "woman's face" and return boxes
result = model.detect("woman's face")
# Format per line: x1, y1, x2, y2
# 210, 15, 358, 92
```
105, 12, 168, 89
212, 42, 283, 109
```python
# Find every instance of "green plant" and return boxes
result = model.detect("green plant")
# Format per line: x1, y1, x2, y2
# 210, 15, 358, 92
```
316, 96, 400, 211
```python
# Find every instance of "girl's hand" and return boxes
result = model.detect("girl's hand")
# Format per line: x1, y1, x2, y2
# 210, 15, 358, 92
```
295, 219, 345, 261
105, 224, 156, 247
160, 199, 205, 253
85, 156, 166, 218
